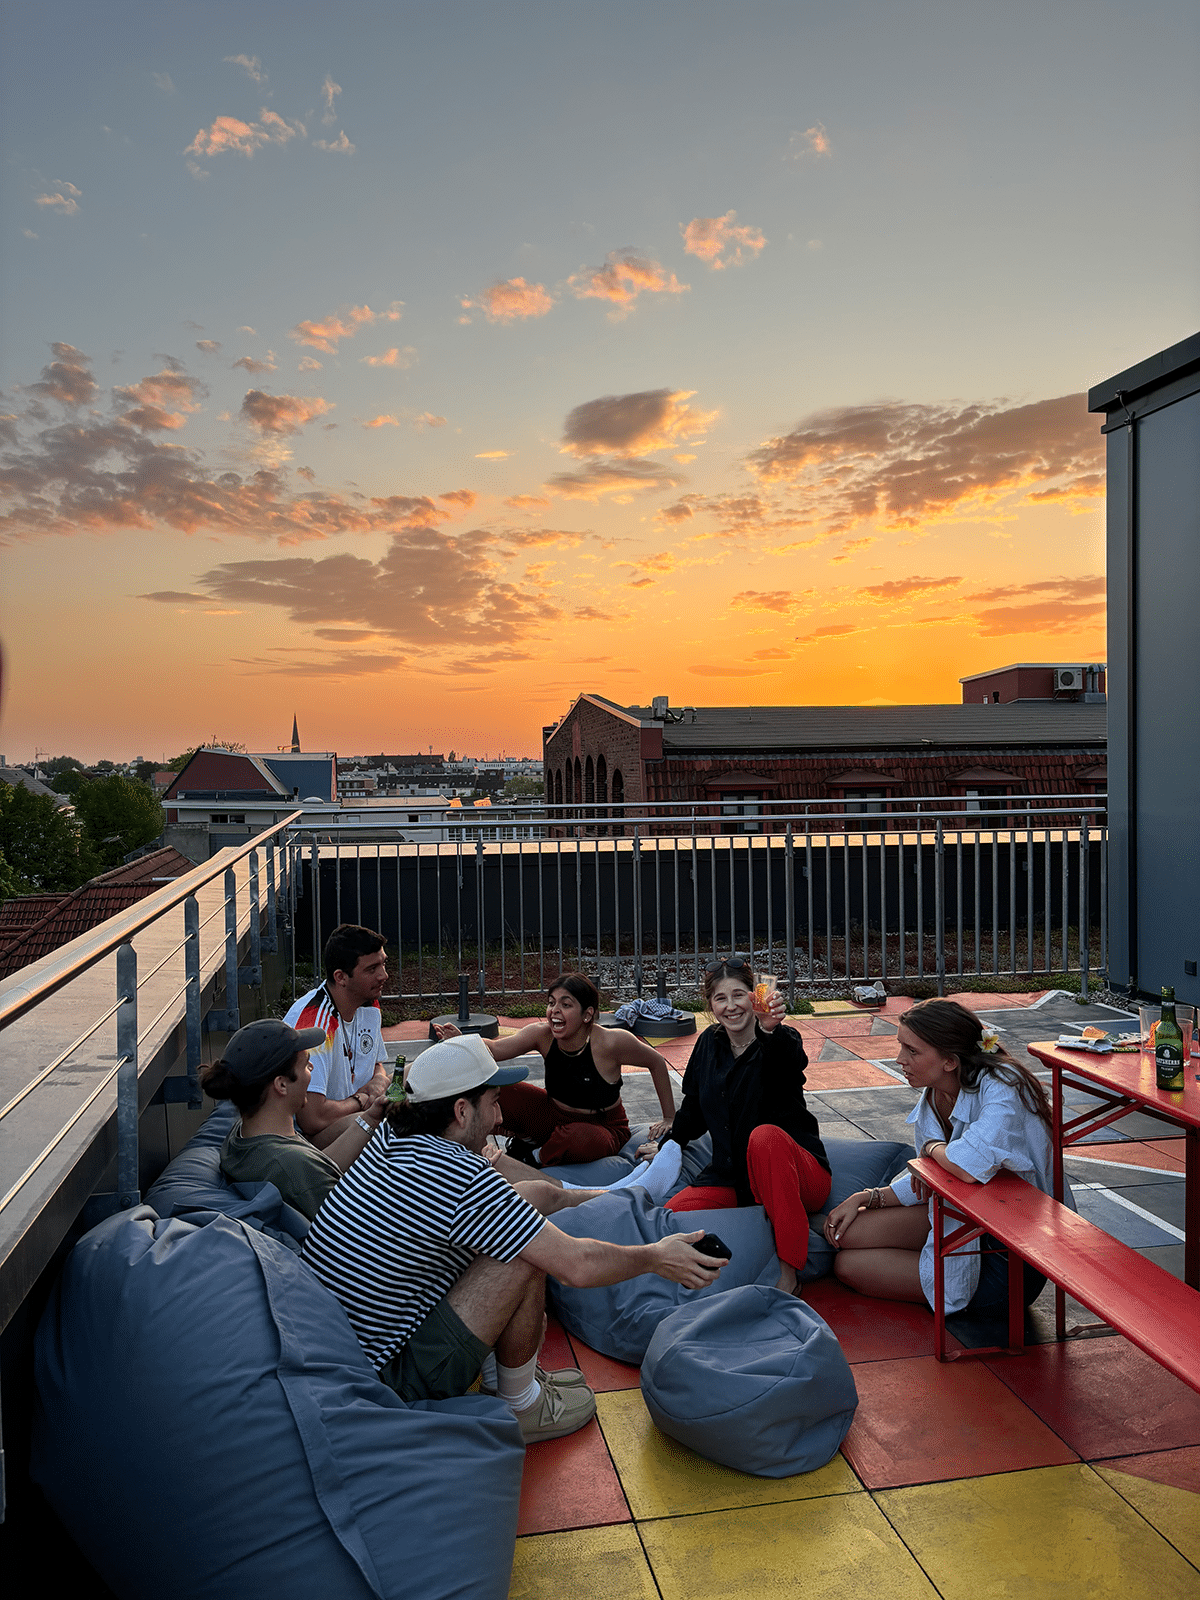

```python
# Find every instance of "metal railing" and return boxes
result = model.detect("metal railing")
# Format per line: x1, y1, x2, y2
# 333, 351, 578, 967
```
291, 794, 1107, 1005
0, 812, 300, 1227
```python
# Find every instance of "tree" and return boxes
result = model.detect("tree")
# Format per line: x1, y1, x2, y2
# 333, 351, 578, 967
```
0, 785, 96, 896
501, 775, 544, 801
50, 768, 92, 800
72, 776, 165, 870
134, 761, 157, 786
42, 755, 86, 777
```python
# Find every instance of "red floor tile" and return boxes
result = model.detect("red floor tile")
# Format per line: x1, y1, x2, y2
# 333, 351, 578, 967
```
516, 1416, 631, 1536
804, 1062, 899, 1089
840, 1355, 1078, 1488
1071, 1141, 1185, 1172
565, 1336, 642, 1393
1099, 1444, 1200, 1492
804, 1017, 891, 1038
802, 1279, 964, 1363
542, 1313, 578, 1373
983, 1339, 1200, 1461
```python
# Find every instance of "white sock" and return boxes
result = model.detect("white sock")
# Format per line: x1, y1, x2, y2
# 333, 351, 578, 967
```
530, 1146, 543, 1165
497, 1353, 541, 1414
605, 1160, 649, 1191
480, 1351, 498, 1391
626, 1141, 683, 1202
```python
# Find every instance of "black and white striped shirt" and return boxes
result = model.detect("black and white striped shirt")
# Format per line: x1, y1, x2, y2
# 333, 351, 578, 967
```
301, 1126, 546, 1370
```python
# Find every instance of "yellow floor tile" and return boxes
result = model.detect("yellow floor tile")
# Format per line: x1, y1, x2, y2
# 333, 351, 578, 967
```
1095, 1466, 1200, 1570
639, 1495, 939, 1600
596, 1388, 861, 1520
875, 1464, 1200, 1599
509, 1525, 658, 1600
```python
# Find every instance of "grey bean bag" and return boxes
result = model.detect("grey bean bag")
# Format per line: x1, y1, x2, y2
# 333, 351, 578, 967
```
641, 1284, 858, 1476
541, 1129, 713, 1195
32, 1206, 524, 1600
546, 1189, 780, 1363
800, 1139, 912, 1282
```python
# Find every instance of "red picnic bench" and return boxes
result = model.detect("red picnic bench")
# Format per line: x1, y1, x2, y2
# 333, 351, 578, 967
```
908, 1154, 1200, 1396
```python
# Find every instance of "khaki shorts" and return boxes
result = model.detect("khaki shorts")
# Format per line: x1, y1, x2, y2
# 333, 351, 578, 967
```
377, 1295, 490, 1402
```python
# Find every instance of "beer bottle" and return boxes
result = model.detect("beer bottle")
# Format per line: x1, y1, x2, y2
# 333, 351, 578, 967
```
1155, 988, 1185, 1091
385, 1059, 407, 1103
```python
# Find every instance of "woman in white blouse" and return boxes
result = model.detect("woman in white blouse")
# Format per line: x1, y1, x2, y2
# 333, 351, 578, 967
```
825, 999, 1069, 1317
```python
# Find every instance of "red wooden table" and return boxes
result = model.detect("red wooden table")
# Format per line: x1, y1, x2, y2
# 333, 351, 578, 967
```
1027, 1040, 1200, 1332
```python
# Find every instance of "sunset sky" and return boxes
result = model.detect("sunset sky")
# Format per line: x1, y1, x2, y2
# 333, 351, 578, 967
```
1, 1, 1196, 764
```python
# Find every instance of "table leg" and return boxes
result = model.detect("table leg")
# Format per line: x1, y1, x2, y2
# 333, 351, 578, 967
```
1007, 1246, 1024, 1353
1052, 1062, 1066, 1339
1187, 1124, 1198, 1290
933, 1194, 946, 1363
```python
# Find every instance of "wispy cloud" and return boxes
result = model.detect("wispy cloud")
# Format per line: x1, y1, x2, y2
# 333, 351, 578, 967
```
860, 574, 963, 602
730, 590, 797, 613
289, 303, 402, 354
232, 352, 277, 375
313, 130, 355, 154
35, 180, 82, 216
505, 494, 551, 511
28, 342, 96, 406
321, 74, 341, 123
224, 54, 267, 85
560, 389, 716, 458
681, 211, 766, 269
544, 459, 684, 502
414, 412, 447, 430
152, 71, 176, 94
567, 249, 689, 318
195, 339, 222, 355
461, 277, 555, 324
114, 366, 205, 431
185, 109, 304, 164
360, 345, 416, 367
297, 356, 322, 372
744, 393, 1102, 534
362, 414, 399, 429
787, 123, 830, 160
475, 450, 510, 460
239, 390, 333, 435
438, 489, 476, 511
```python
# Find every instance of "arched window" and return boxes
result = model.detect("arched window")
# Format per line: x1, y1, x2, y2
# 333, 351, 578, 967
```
596, 754, 608, 805
611, 767, 624, 821
574, 758, 582, 808
585, 755, 595, 804
565, 763, 573, 805
554, 768, 563, 806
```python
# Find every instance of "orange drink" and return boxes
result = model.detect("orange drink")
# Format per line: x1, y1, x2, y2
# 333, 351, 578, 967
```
753, 974, 777, 1013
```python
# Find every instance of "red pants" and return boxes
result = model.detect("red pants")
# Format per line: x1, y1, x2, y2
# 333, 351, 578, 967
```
664, 1125, 831, 1270
497, 1082, 631, 1167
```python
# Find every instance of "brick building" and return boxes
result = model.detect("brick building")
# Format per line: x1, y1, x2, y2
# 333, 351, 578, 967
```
542, 693, 1106, 829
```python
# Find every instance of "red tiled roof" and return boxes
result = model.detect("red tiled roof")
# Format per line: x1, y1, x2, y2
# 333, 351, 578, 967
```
0, 847, 196, 980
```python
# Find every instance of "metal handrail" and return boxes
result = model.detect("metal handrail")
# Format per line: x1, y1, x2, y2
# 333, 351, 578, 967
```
0, 809, 301, 1033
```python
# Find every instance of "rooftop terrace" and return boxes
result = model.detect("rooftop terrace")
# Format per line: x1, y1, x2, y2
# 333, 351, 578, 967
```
376, 992, 1199, 1599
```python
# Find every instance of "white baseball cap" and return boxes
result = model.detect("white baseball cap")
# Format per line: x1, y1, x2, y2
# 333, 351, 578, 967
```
405, 1033, 529, 1102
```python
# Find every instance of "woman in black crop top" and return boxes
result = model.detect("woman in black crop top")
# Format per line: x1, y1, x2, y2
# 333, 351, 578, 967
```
436, 972, 677, 1168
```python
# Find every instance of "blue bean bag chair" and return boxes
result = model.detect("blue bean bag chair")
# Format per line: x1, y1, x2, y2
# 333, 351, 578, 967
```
540, 1129, 713, 1194
546, 1189, 780, 1363
640, 1284, 858, 1476
32, 1206, 524, 1600
799, 1139, 912, 1282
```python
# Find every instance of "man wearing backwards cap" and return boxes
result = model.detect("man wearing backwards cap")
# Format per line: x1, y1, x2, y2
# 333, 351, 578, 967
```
302, 1033, 725, 1442
200, 1019, 387, 1222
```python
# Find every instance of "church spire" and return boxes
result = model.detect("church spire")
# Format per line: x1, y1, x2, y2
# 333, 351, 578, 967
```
291, 713, 301, 753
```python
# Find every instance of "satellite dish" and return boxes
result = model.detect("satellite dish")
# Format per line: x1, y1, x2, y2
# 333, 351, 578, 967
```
303, 796, 325, 804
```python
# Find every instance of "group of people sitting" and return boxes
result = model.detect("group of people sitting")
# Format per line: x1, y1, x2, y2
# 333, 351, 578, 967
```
200, 926, 1061, 1445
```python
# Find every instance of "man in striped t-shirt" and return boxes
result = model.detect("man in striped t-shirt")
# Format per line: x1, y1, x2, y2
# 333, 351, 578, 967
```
303, 1033, 725, 1443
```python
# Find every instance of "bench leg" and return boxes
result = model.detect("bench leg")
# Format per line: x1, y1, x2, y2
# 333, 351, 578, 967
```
933, 1193, 947, 1363
1007, 1245, 1025, 1353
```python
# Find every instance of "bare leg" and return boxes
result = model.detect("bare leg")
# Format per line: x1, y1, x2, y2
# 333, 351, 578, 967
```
829, 1205, 931, 1303
489, 1149, 563, 1189
776, 1262, 799, 1295
445, 1252, 543, 1355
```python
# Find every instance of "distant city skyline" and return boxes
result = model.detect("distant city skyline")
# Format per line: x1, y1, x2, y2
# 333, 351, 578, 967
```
2, 2, 1197, 763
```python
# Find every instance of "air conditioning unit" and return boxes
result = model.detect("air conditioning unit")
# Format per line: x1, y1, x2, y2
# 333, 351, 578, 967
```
1053, 667, 1083, 693
651, 695, 669, 720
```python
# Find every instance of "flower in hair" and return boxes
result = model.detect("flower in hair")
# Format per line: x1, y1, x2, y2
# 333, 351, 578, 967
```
978, 1023, 1000, 1054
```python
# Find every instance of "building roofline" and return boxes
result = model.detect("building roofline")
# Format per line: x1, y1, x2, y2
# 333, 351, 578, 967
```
958, 663, 1106, 682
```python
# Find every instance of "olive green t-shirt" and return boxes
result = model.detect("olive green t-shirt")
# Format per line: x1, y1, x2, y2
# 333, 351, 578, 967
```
219, 1124, 342, 1221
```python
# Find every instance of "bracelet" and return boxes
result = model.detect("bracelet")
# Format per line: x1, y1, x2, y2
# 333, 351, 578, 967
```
921, 1139, 946, 1159
354, 1114, 373, 1134
865, 1187, 883, 1210
354, 1091, 367, 1109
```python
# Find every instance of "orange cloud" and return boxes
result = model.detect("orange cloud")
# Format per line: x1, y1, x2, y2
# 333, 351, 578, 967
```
313, 131, 355, 154
196, 340, 221, 355
240, 390, 333, 434
745, 393, 1103, 533
414, 412, 447, 430
788, 123, 830, 159
567, 250, 689, 317
114, 366, 205, 432
730, 590, 796, 613
560, 389, 716, 458
544, 459, 685, 502
362, 414, 399, 429
232, 352, 277, 374
186, 110, 303, 160
224, 53, 266, 84
462, 277, 555, 324
681, 211, 766, 269
505, 494, 551, 511
288, 303, 402, 354
859, 575, 963, 603
438, 489, 477, 510
360, 346, 417, 368
35, 182, 82, 216
28, 342, 96, 406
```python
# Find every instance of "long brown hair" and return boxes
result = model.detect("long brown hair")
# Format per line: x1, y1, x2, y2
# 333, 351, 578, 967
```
901, 999, 1051, 1127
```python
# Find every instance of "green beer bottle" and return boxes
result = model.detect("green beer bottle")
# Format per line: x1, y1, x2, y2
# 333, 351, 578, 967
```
1155, 988, 1185, 1091
385, 1059, 407, 1103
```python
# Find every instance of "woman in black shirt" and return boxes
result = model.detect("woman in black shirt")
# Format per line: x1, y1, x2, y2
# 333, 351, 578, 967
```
653, 957, 830, 1293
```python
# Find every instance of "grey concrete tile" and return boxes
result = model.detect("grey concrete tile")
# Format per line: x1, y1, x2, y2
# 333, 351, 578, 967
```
1063, 1155, 1184, 1188
816, 1039, 861, 1061
1136, 1243, 1185, 1280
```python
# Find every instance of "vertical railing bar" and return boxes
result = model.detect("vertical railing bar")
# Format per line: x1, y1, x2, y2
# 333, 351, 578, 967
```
266, 842, 278, 952
879, 826, 888, 983
116, 942, 140, 1208
415, 840, 424, 999
611, 834, 619, 996
594, 837, 602, 991
1026, 813, 1035, 976
935, 819, 945, 997
223, 866, 240, 1033
395, 844, 403, 1002
309, 838, 320, 986
765, 826, 773, 980
728, 832, 736, 960
557, 837, 565, 978
825, 833, 833, 987
248, 849, 262, 981
375, 844, 382, 949
955, 831, 964, 977
785, 824, 796, 1004
806, 832, 814, 983
861, 828, 868, 981
842, 830, 851, 983
710, 832, 718, 965
991, 828, 1000, 977
673, 833, 682, 990
747, 832, 756, 974
500, 838, 508, 998
916, 825, 924, 980
538, 839, 545, 992
476, 839, 486, 1003
654, 835, 662, 981
518, 836, 527, 995
575, 833, 583, 972
691, 820, 700, 988
1100, 821, 1108, 980
1008, 823, 1017, 977
1061, 825, 1069, 975
973, 831, 981, 977
633, 827, 643, 997
184, 895, 202, 1105
1080, 817, 1090, 999
355, 840, 363, 926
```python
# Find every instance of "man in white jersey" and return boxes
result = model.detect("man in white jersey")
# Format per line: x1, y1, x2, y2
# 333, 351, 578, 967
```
285, 923, 391, 1137
302, 1033, 725, 1443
